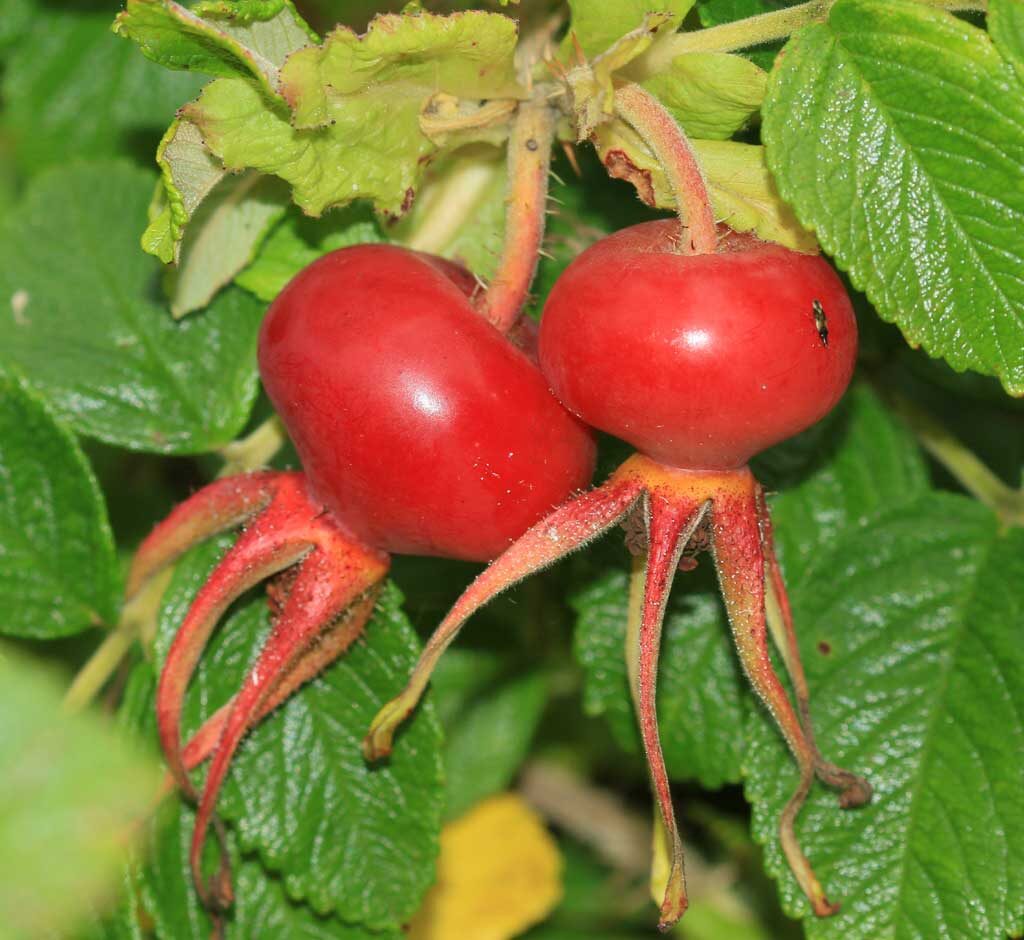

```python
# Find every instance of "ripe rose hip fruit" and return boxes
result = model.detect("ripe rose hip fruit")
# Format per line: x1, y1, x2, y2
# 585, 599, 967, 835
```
125, 244, 595, 909
367, 222, 870, 930
538, 219, 857, 469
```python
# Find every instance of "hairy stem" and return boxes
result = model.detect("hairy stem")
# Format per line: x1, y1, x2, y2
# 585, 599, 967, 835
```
639, 0, 986, 66
478, 96, 557, 333
887, 392, 1024, 529
613, 84, 717, 254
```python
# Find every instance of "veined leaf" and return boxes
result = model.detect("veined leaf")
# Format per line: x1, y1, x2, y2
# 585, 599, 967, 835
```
156, 543, 444, 927
763, 0, 1024, 394
114, 0, 316, 97
0, 163, 263, 454
185, 11, 522, 218
0, 373, 120, 639
990, 0, 1024, 81
564, 0, 695, 60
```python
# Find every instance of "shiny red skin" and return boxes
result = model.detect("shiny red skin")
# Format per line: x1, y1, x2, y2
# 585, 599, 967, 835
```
538, 220, 857, 470
259, 244, 596, 561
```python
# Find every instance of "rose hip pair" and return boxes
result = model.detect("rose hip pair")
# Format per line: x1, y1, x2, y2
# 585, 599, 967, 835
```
129, 221, 870, 926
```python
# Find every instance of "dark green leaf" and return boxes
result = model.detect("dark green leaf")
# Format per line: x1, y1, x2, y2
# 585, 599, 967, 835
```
0, 647, 161, 939
1, 4, 203, 173
156, 541, 444, 927
745, 498, 1024, 940
0, 162, 264, 454
763, 0, 1024, 394
141, 800, 399, 939
573, 566, 746, 789
431, 649, 548, 819
0, 372, 119, 638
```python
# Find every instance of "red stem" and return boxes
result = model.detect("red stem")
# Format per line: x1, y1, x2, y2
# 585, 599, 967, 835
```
613, 84, 717, 255
477, 97, 556, 334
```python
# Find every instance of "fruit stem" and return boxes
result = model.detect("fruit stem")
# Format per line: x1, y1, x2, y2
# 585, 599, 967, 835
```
478, 96, 557, 333
218, 415, 286, 478
613, 84, 716, 255
62, 570, 172, 713
887, 392, 1024, 529
638, 0, 985, 64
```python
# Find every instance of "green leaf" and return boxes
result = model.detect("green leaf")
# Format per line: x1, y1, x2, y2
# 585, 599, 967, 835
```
0, 647, 161, 940
0, 5, 203, 174
990, 0, 1024, 80
745, 498, 1024, 940
184, 11, 522, 218
642, 52, 766, 140
566, 0, 695, 59
114, 0, 316, 98
141, 799, 399, 939
0, 162, 264, 455
763, 0, 1024, 394
390, 149, 507, 283
431, 649, 548, 819
237, 203, 383, 302
0, 372, 120, 639
169, 173, 289, 317
593, 125, 816, 251
574, 566, 746, 789
156, 541, 444, 927
695, 0, 803, 68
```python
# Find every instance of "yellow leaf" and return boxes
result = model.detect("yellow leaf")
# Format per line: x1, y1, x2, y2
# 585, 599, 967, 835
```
409, 793, 563, 940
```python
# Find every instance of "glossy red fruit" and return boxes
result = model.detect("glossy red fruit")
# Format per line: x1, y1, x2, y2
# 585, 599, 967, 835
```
259, 243, 596, 561
538, 220, 857, 470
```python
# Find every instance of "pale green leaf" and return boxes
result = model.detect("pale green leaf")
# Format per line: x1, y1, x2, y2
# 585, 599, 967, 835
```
114, 0, 316, 97
565, 0, 695, 59
642, 52, 766, 140
0, 373, 120, 639
763, 0, 1024, 393
0, 648, 161, 939
185, 11, 522, 217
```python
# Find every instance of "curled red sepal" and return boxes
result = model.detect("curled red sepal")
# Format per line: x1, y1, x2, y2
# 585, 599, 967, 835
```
362, 479, 645, 761
129, 471, 390, 910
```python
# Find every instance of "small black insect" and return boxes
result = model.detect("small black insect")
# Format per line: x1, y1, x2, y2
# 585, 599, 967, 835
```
812, 299, 829, 347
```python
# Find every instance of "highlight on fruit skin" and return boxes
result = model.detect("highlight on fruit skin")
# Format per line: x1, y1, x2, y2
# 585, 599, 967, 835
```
365, 221, 872, 931
128, 243, 597, 911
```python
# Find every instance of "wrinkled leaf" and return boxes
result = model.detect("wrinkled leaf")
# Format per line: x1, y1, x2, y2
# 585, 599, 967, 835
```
0, 163, 263, 454
763, 0, 1024, 393
114, 0, 315, 97
565, 0, 695, 59
746, 499, 1024, 940
185, 11, 522, 217
156, 542, 444, 927
0, 373, 120, 639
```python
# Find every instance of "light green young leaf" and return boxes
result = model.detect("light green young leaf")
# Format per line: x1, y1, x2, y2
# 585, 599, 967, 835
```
184, 11, 522, 217
114, 0, 316, 97
1, 5, 203, 174
156, 545, 444, 927
0, 162, 264, 454
169, 173, 289, 317
0, 373, 120, 639
565, 0, 695, 59
642, 52, 766, 140
763, 0, 1024, 394
236, 204, 382, 301
0, 648, 161, 940
746, 499, 1024, 940
592, 123, 815, 251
